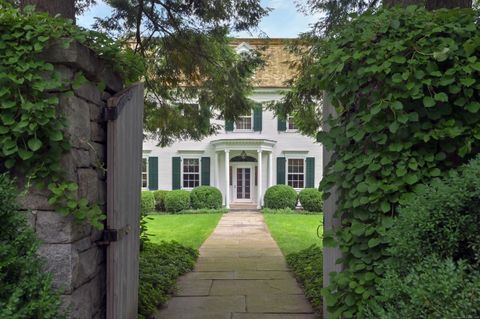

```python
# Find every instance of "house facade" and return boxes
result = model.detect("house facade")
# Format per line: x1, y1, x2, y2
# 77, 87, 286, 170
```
142, 38, 323, 208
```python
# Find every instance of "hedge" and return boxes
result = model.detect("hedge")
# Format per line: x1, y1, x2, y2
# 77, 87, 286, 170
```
153, 190, 169, 212
164, 190, 191, 212
298, 188, 323, 212
263, 185, 298, 209
190, 186, 223, 209
141, 191, 156, 214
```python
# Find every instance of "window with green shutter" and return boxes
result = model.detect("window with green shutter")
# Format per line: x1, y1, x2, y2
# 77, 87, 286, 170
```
253, 106, 262, 131
172, 157, 181, 190
225, 120, 234, 131
277, 117, 287, 131
148, 156, 158, 190
306, 157, 315, 188
276, 157, 286, 184
201, 157, 210, 186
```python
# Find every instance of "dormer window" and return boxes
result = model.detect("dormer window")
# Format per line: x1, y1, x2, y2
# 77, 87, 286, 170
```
235, 42, 254, 57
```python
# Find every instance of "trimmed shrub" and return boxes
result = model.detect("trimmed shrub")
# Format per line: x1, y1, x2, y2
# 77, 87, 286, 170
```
263, 185, 298, 209
153, 190, 169, 212
138, 241, 198, 319
190, 186, 223, 209
168, 208, 228, 215
141, 191, 156, 214
164, 190, 191, 212
298, 188, 323, 212
286, 245, 323, 312
0, 174, 65, 319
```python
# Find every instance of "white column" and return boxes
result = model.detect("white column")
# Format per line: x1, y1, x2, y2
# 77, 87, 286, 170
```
214, 152, 219, 188
268, 151, 273, 187
225, 149, 230, 208
257, 150, 263, 209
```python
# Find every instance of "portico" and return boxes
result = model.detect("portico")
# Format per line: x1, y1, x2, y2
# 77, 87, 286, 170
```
211, 139, 276, 209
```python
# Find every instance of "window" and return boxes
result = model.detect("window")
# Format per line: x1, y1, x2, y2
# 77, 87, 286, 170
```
142, 158, 148, 188
183, 158, 200, 188
287, 158, 305, 189
235, 111, 252, 130
287, 115, 297, 131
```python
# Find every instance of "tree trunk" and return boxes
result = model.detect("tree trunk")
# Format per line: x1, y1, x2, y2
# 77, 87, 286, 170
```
383, 0, 472, 8
20, 0, 75, 23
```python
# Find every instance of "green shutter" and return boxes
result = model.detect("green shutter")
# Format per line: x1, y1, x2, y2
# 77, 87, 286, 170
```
148, 157, 158, 190
201, 157, 210, 186
225, 120, 234, 131
253, 106, 262, 131
306, 157, 315, 188
276, 157, 286, 185
172, 157, 181, 190
278, 117, 287, 131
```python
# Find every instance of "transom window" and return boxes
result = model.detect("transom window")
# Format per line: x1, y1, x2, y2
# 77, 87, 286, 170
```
287, 158, 305, 189
142, 158, 148, 188
183, 158, 200, 188
288, 115, 297, 131
235, 111, 252, 130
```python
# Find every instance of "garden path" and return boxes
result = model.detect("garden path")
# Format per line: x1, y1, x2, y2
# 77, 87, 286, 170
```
155, 211, 315, 319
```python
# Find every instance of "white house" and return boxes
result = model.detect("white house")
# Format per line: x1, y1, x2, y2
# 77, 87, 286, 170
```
142, 38, 323, 209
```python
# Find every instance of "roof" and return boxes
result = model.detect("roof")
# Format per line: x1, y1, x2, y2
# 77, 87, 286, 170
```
230, 38, 301, 88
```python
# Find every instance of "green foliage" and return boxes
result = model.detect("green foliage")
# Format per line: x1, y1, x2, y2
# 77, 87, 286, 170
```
153, 190, 169, 212
141, 191, 156, 214
190, 186, 223, 209
263, 185, 298, 209
161, 208, 228, 215
298, 188, 323, 212
0, 3, 142, 229
138, 241, 198, 319
262, 208, 322, 215
365, 256, 480, 319
284, 6, 480, 318
365, 157, 480, 318
164, 190, 191, 212
0, 174, 65, 319
287, 245, 323, 312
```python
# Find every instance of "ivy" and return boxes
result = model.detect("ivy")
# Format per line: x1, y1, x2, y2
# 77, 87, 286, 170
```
0, 3, 143, 229
303, 6, 480, 318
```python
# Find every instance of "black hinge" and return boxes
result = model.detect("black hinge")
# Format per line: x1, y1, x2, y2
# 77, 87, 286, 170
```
97, 225, 131, 246
103, 107, 119, 121
104, 88, 134, 122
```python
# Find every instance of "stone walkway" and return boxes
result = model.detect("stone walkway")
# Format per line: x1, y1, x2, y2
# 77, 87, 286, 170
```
155, 211, 315, 319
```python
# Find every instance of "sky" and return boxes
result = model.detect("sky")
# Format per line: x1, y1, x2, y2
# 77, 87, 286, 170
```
77, 0, 320, 38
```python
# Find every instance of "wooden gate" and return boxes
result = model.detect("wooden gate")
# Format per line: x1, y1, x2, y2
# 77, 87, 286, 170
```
105, 83, 144, 319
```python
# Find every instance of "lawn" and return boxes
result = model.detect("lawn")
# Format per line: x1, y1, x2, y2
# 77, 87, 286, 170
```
263, 213, 323, 255
145, 214, 223, 249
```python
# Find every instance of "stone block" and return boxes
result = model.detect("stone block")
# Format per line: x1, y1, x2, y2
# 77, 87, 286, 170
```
75, 81, 102, 106
74, 236, 93, 252
90, 122, 106, 142
78, 168, 99, 204
59, 95, 91, 149
36, 211, 91, 244
89, 102, 103, 122
20, 210, 37, 230
89, 142, 106, 169
75, 247, 101, 288
97, 180, 107, 205
18, 188, 54, 211
38, 243, 79, 294
60, 148, 91, 171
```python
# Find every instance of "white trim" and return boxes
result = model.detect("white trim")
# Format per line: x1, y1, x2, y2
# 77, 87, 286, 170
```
141, 157, 149, 190
231, 163, 256, 203
286, 157, 306, 191
181, 156, 201, 190
233, 111, 254, 132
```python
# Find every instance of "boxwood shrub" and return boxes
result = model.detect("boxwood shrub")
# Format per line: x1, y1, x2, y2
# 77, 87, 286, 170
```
298, 188, 323, 212
153, 190, 169, 212
190, 186, 223, 209
164, 190, 191, 212
263, 185, 298, 209
0, 174, 65, 319
141, 191, 155, 214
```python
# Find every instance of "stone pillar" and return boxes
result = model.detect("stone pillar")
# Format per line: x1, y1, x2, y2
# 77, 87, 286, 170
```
257, 150, 263, 208
18, 40, 124, 319
225, 150, 230, 209
214, 152, 219, 188
268, 152, 273, 187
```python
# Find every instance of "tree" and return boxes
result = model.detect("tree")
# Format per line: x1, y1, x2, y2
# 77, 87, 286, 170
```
20, 0, 75, 21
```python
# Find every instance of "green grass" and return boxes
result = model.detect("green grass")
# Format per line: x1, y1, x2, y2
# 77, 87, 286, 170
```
145, 214, 223, 249
264, 213, 323, 255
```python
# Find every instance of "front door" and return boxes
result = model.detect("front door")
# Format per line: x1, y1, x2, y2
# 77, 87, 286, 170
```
235, 167, 252, 202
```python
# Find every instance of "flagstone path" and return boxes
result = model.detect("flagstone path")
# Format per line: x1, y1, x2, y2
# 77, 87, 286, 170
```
155, 211, 316, 319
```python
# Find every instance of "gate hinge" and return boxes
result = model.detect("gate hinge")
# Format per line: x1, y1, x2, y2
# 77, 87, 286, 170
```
97, 225, 131, 246
103, 107, 119, 121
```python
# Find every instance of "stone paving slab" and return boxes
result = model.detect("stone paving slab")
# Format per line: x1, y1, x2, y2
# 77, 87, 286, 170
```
155, 212, 315, 319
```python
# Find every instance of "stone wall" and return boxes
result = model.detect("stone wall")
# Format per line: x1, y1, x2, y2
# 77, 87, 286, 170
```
18, 41, 123, 319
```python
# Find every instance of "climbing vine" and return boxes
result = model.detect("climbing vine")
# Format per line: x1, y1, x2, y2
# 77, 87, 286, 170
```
0, 2, 143, 229
298, 6, 480, 318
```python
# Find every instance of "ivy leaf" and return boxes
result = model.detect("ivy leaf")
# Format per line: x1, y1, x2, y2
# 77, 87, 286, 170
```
423, 96, 436, 108
433, 48, 449, 62
48, 130, 63, 141
27, 138, 42, 151
380, 201, 390, 213
465, 102, 480, 113
18, 148, 33, 160
368, 238, 381, 248
460, 78, 475, 87
389, 122, 399, 133
434, 92, 448, 102
404, 174, 418, 185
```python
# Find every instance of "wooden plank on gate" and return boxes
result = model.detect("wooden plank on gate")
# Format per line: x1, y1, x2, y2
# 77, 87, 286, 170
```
106, 82, 144, 319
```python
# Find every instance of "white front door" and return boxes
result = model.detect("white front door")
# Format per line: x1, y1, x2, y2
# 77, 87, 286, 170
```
233, 165, 254, 202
